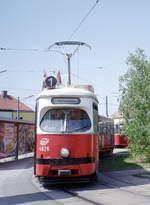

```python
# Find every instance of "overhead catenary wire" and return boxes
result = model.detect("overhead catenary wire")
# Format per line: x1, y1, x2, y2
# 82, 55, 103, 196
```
1, 67, 119, 97
0, 47, 39, 51
68, 0, 100, 40
0, 1, 100, 52
0, 87, 40, 92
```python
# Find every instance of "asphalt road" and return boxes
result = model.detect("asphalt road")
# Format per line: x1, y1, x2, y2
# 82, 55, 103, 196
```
0, 158, 59, 205
0, 156, 150, 205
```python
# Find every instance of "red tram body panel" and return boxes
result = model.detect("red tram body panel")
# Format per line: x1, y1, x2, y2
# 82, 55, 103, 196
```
34, 83, 99, 183
36, 134, 98, 177
114, 134, 128, 148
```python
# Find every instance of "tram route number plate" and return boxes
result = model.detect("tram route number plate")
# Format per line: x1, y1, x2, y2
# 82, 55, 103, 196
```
58, 170, 71, 176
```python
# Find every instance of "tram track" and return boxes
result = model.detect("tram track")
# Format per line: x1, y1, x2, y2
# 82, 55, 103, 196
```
60, 187, 103, 205
32, 175, 103, 205
45, 186, 103, 205
32, 149, 150, 204
33, 171, 150, 205
45, 172, 150, 205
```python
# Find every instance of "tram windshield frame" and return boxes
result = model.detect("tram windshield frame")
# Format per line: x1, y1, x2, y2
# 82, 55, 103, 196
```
40, 108, 91, 133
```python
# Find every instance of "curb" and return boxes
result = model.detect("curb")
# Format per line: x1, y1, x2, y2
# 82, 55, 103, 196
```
0, 152, 34, 164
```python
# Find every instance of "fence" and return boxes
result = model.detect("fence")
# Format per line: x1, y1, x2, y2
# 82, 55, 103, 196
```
0, 117, 35, 161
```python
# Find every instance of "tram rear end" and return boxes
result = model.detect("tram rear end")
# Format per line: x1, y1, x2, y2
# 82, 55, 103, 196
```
114, 118, 128, 148
34, 83, 99, 184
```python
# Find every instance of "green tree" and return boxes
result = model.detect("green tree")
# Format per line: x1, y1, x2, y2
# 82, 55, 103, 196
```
119, 49, 150, 161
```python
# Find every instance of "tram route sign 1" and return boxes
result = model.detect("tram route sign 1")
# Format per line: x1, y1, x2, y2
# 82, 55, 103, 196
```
45, 76, 57, 89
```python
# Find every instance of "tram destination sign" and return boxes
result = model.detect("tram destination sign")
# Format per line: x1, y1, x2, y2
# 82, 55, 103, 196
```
51, 97, 80, 104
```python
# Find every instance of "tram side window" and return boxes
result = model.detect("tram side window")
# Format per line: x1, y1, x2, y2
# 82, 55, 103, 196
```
99, 123, 103, 135
114, 124, 119, 134
111, 124, 114, 135
99, 123, 105, 135
40, 108, 91, 133
120, 124, 123, 132
93, 103, 98, 133
103, 125, 107, 135
107, 124, 111, 135
119, 124, 124, 135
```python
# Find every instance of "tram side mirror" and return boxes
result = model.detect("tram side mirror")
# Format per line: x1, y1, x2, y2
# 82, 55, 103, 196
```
43, 76, 57, 90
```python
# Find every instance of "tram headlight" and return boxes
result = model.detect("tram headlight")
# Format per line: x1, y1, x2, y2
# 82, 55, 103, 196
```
60, 147, 70, 158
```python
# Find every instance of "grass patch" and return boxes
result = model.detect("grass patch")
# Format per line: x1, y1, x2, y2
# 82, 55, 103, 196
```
99, 155, 150, 172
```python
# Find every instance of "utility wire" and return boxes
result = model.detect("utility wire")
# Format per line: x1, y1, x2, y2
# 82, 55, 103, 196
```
68, 0, 100, 40
0, 47, 39, 51
1, 87, 40, 92
0, 1, 100, 51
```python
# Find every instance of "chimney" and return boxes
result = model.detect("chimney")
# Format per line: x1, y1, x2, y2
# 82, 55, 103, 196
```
2, 90, 8, 98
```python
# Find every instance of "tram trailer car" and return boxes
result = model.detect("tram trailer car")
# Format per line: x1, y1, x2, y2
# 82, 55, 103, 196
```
114, 118, 128, 148
98, 115, 114, 157
34, 82, 99, 184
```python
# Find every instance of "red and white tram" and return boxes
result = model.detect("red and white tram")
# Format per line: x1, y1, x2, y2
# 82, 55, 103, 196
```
34, 78, 99, 183
98, 115, 114, 157
114, 118, 128, 148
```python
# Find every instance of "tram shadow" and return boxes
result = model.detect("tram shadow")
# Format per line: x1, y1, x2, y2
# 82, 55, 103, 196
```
44, 167, 150, 195
34, 168, 150, 205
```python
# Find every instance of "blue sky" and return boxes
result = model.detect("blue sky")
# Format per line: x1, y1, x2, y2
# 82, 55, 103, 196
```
0, 0, 150, 116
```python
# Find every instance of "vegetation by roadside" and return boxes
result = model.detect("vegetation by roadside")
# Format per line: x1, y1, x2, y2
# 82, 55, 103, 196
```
119, 49, 150, 161
99, 153, 150, 172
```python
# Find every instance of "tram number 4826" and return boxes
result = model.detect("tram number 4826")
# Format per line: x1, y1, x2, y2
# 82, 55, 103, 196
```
39, 146, 50, 152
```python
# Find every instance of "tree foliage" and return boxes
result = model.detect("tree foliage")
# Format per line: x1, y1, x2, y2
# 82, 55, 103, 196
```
119, 49, 150, 161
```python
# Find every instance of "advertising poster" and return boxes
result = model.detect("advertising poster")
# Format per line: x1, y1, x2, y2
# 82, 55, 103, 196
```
18, 124, 34, 155
0, 123, 17, 158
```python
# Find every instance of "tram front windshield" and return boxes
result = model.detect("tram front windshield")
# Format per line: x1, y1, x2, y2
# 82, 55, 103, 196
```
40, 108, 91, 133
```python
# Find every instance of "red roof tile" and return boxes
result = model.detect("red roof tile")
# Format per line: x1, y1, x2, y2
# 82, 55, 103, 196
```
0, 94, 33, 112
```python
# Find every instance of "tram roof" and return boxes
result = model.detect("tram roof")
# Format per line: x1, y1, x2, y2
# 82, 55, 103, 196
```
37, 85, 99, 103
